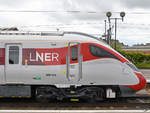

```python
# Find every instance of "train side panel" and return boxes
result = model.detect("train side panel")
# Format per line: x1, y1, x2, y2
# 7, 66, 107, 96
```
0, 41, 140, 86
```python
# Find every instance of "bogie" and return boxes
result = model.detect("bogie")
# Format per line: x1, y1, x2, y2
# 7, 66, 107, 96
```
34, 85, 120, 103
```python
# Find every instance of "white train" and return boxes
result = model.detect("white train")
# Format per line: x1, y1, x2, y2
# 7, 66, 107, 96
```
0, 31, 146, 102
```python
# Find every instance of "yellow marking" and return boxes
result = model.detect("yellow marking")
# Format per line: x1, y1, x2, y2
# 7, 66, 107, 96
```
18, 96, 22, 98
26, 96, 30, 98
63, 69, 66, 75
25, 59, 28, 63
11, 96, 16, 98
66, 42, 69, 46
70, 99, 79, 102
70, 91, 75, 94
0, 96, 3, 98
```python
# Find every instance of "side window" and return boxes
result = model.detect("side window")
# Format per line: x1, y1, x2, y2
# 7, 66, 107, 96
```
71, 46, 78, 61
9, 46, 19, 64
89, 45, 118, 59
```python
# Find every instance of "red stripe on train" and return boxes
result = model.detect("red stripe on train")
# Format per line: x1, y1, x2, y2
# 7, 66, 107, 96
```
125, 72, 146, 91
81, 43, 129, 63
0, 48, 5, 65
1, 43, 129, 65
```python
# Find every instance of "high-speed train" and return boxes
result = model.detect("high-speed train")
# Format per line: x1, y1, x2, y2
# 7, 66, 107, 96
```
0, 31, 146, 102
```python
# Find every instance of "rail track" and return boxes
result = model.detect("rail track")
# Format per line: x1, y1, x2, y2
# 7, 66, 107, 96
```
0, 97, 149, 110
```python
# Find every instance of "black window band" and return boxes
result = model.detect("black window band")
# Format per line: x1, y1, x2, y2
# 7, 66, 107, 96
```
89, 45, 119, 60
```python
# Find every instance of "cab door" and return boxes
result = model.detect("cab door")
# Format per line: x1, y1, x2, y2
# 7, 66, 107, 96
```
66, 42, 82, 83
5, 44, 24, 84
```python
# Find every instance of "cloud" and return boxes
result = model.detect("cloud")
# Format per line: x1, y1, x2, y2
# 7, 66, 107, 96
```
0, 0, 149, 45
0, 0, 27, 8
121, 0, 150, 9
0, 0, 123, 24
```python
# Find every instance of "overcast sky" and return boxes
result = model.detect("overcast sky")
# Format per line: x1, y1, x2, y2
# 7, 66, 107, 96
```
0, 0, 150, 46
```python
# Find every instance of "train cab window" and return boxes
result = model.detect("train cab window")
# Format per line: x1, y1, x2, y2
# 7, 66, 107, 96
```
89, 45, 118, 59
9, 46, 19, 64
71, 46, 78, 61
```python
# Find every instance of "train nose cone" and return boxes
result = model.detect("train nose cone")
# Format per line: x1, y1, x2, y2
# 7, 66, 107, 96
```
128, 72, 146, 91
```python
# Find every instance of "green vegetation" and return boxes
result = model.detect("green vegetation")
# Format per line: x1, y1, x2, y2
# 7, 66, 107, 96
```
118, 50, 150, 68
110, 41, 123, 50
108, 40, 150, 68
136, 62, 150, 68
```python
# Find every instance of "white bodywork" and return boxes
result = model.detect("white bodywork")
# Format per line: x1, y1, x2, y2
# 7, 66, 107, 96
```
0, 31, 139, 86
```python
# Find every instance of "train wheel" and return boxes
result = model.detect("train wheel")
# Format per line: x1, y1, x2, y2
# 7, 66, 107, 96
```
36, 94, 49, 103
95, 89, 105, 101
35, 86, 58, 103
88, 87, 105, 103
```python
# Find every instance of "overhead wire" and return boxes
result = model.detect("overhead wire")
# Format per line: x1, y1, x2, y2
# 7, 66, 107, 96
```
0, 10, 107, 13
0, 10, 150, 14
0, 10, 150, 15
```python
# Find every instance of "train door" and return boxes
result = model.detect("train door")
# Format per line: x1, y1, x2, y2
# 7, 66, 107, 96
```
5, 44, 24, 84
66, 42, 82, 83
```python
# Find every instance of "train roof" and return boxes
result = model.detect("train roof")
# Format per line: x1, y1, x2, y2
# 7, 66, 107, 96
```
0, 31, 111, 48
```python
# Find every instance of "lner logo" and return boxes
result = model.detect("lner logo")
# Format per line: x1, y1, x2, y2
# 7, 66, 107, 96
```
29, 51, 59, 62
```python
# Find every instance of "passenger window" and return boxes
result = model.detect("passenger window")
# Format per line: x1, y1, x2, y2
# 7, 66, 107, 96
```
89, 45, 118, 59
71, 46, 78, 61
9, 46, 19, 64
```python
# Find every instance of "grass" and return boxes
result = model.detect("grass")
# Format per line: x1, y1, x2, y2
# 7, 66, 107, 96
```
136, 62, 150, 68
